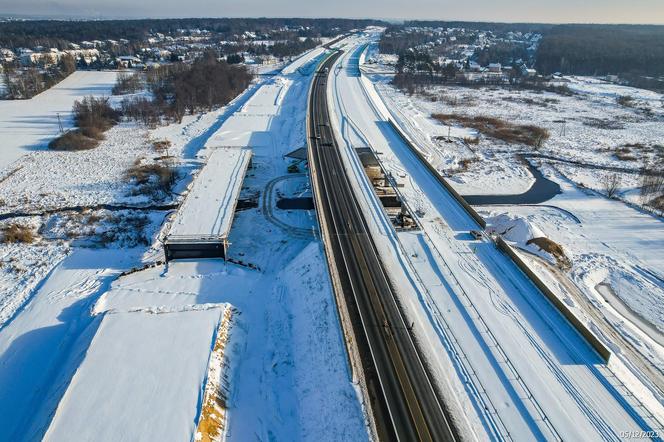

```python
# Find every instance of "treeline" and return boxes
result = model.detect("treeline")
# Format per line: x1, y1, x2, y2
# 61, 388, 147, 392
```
474, 42, 530, 67
258, 38, 319, 58
2, 54, 76, 99
393, 51, 459, 94
536, 24, 664, 76
0, 18, 380, 48
220, 36, 319, 59
402, 20, 553, 35
123, 50, 252, 124
379, 25, 439, 55
50, 50, 253, 150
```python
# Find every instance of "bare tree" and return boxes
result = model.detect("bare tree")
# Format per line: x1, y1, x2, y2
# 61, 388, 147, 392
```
602, 172, 621, 198
639, 161, 664, 207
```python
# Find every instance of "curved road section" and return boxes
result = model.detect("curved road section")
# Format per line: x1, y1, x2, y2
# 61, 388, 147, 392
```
307, 50, 458, 441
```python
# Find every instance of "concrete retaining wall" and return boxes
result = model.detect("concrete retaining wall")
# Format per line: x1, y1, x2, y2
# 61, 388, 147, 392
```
358, 44, 611, 363
386, 119, 487, 228
380, 94, 611, 362
496, 237, 611, 362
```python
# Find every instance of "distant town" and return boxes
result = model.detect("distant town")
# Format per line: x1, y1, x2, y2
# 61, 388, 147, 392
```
0, 15, 663, 442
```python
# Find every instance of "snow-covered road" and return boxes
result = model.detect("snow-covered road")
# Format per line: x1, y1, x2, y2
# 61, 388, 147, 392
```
0, 43, 368, 441
328, 32, 661, 440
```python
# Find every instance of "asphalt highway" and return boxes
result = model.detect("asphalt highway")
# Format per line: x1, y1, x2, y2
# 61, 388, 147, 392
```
307, 49, 458, 442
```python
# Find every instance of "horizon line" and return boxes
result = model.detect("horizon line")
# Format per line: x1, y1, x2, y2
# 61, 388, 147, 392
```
2, 14, 664, 26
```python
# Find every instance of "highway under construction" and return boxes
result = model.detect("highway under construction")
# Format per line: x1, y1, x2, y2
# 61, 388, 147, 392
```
307, 49, 458, 441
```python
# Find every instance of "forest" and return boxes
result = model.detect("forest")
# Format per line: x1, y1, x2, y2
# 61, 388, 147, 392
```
121, 50, 253, 124
0, 18, 381, 49
402, 20, 553, 35
536, 24, 664, 76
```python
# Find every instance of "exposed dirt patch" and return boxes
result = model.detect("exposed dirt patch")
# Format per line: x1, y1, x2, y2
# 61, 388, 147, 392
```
432, 113, 550, 147
1, 223, 35, 244
526, 236, 571, 269
196, 307, 234, 442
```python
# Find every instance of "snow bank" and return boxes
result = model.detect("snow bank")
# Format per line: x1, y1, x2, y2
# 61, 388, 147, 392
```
0, 240, 69, 328
45, 306, 227, 442
281, 47, 326, 75
485, 211, 568, 265
486, 212, 545, 243
276, 242, 367, 440
0, 248, 142, 441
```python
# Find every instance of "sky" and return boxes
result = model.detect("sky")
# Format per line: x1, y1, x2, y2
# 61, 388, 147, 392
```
2, 0, 664, 24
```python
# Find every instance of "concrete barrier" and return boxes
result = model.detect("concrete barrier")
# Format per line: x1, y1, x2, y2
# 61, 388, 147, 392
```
383, 102, 611, 362
496, 237, 611, 362
386, 119, 487, 228
359, 46, 610, 363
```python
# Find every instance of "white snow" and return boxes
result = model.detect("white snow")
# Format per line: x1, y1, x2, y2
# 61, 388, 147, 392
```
0, 71, 119, 171
168, 147, 252, 238
0, 39, 368, 441
0, 248, 143, 441
484, 212, 557, 262
44, 306, 226, 442
370, 58, 664, 198
329, 31, 663, 439
368, 34, 664, 417
0, 68, 271, 441
483, 167, 664, 337
0, 124, 154, 211
0, 239, 69, 328
566, 76, 664, 103
281, 47, 326, 75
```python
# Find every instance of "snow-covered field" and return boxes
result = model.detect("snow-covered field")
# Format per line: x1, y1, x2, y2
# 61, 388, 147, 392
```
367, 50, 664, 333
3, 27, 661, 439
0, 42, 367, 441
0, 124, 154, 211
45, 305, 229, 442
339, 31, 664, 439
0, 248, 145, 440
361, 32, 664, 431
0, 71, 119, 171
368, 55, 664, 199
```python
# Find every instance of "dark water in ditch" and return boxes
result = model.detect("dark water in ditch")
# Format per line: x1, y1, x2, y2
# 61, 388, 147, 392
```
462, 160, 561, 205
273, 159, 559, 209
277, 197, 315, 210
